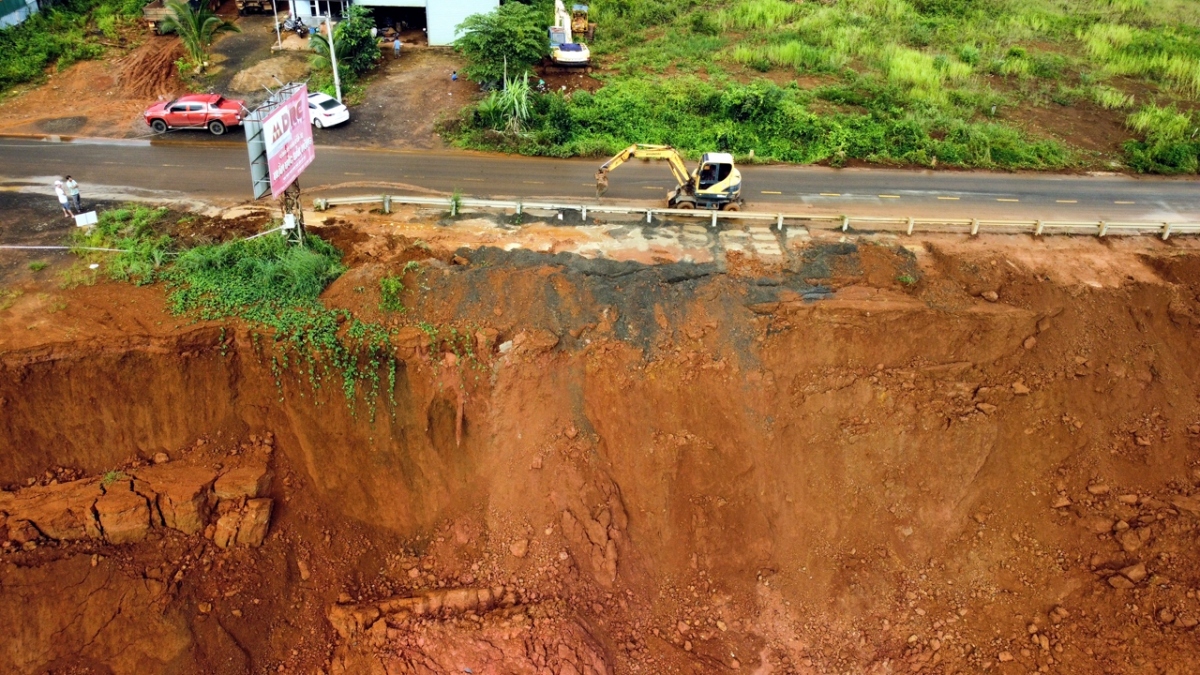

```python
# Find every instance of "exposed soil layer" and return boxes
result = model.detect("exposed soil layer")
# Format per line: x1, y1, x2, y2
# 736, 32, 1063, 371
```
2, 220, 1200, 674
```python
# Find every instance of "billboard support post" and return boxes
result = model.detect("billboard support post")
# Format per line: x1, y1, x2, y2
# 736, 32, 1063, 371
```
280, 180, 305, 245
243, 82, 316, 246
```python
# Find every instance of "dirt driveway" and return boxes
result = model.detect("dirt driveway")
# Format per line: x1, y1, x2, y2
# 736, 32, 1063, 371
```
316, 47, 477, 149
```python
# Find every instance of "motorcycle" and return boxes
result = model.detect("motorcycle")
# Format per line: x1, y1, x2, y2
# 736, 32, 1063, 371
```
279, 16, 307, 37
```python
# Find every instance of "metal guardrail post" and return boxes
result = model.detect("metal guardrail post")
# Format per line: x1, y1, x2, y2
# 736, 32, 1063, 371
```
1034, 220, 1044, 236
776, 214, 783, 230
841, 215, 849, 232
906, 217, 914, 235
970, 218, 979, 236
1099, 221, 1108, 237
1163, 223, 1172, 241
581, 206, 587, 221
711, 211, 718, 229
516, 201, 522, 217
646, 210, 653, 224
383, 195, 391, 214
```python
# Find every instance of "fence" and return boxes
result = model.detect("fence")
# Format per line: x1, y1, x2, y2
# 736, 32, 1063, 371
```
313, 194, 1200, 241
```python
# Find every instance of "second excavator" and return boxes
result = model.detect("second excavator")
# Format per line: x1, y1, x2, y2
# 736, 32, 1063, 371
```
595, 144, 744, 211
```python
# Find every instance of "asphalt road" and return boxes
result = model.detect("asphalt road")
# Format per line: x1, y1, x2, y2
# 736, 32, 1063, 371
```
2, 136, 1199, 222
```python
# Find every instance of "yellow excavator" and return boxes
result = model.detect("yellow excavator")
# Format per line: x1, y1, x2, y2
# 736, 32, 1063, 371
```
595, 144, 744, 211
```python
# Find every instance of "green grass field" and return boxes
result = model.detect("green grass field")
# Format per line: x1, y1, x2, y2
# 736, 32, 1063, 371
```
448, 0, 1200, 173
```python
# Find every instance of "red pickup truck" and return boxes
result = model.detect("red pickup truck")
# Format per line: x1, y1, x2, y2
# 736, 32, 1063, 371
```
144, 94, 247, 136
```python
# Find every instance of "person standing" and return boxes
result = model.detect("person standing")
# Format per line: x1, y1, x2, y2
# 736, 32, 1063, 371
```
54, 181, 73, 218
393, 37, 401, 59
451, 70, 458, 82
64, 176, 81, 212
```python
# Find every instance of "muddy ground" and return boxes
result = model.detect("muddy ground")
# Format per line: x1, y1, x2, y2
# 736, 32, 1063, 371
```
2, 196, 1200, 674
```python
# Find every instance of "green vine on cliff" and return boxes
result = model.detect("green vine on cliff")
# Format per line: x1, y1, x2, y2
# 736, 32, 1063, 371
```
70, 206, 402, 421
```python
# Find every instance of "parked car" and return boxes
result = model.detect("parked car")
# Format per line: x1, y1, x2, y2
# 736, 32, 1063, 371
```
144, 94, 246, 136
307, 92, 350, 129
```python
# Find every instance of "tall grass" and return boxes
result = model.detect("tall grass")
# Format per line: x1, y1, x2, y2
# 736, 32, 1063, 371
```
717, 0, 801, 31
447, 0, 1200, 173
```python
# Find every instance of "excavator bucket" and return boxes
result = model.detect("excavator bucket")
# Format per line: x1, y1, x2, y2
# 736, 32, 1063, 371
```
595, 170, 609, 198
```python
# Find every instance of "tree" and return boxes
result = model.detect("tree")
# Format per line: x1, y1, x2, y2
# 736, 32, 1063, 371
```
309, 5, 379, 86
159, 0, 240, 73
455, 2, 548, 83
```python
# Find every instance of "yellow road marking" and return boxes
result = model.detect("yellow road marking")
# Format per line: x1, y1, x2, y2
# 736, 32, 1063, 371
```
997, 198, 1019, 202
761, 190, 782, 195
343, 172, 364, 176
223, 167, 244, 171
523, 180, 545, 184
462, 178, 484, 182
819, 192, 841, 197
1114, 200, 1135, 204
1056, 199, 1077, 204
937, 196, 959, 201
643, 186, 663, 190
879, 194, 900, 199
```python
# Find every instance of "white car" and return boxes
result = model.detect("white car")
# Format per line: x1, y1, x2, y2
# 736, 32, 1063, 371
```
307, 92, 349, 128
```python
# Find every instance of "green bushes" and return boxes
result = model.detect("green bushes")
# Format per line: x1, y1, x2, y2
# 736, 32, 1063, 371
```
450, 77, 1069, 170
1123, 104, 1199, 174
71, 205, 173, 284
444, 0, 1200, 173
0, 0, 140, 92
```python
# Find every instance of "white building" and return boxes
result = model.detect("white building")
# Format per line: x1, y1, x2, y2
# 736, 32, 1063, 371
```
293, 0, 498, 46
0, 0, 39, 28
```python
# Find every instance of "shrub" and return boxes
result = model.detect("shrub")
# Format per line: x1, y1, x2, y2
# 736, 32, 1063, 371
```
455, 2, 548, 83
1123, 104, 1198, 173
0, 0, 138, 92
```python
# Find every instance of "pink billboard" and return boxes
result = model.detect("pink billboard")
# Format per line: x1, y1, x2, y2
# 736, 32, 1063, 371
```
265, 84, 315, 199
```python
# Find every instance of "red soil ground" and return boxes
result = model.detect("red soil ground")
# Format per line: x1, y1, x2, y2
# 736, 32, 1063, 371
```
2, 210, 1200, 674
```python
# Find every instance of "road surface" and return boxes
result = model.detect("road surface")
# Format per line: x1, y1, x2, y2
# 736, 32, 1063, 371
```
1, 137, 1198, 222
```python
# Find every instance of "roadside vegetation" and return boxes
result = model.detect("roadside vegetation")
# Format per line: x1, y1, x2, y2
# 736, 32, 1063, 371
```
72, 206, 401, 419
448, 0, 1200, 174
161, 0, 239, 77
308, 5, 380, 104
0, 0, 142, 92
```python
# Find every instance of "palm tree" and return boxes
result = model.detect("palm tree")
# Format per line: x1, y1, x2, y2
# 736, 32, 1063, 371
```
160, 0, 241, 73
308, 31, 346, 77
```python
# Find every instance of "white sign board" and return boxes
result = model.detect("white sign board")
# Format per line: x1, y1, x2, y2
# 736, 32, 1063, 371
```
74, 211, 98, 228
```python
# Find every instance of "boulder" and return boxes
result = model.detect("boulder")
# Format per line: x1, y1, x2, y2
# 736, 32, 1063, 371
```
135, 464, 217, 534
213, 465, 273, 500
512, 329, 559, 356
212, 510, 241, 549
235, 498, 272, 547
94, 486, 151, 545
6, 480, 102, 541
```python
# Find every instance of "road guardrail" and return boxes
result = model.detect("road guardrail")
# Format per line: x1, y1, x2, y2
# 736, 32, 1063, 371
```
312, 194, 1200, 241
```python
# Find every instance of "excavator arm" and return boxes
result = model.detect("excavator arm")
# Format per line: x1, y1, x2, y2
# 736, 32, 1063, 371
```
596, 144, 693, 197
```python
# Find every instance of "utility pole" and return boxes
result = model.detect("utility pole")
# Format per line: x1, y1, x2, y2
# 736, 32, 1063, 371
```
270, 0, 281, 50
326, 11, 342, 103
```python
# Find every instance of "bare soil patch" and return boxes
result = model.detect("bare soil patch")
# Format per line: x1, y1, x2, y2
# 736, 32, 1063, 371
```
321, 47, 477, 149
1006, 99, 1133, 155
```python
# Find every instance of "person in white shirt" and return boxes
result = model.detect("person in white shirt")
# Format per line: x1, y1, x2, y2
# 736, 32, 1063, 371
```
54, 181, 73, 218
64, 176, 81, 211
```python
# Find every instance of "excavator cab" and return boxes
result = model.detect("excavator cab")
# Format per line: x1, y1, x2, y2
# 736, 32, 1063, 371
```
690, 152, 741, 209
697, 154, 734, 190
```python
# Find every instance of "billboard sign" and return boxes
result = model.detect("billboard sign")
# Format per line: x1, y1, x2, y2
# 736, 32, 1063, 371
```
264, 84, 315, 199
